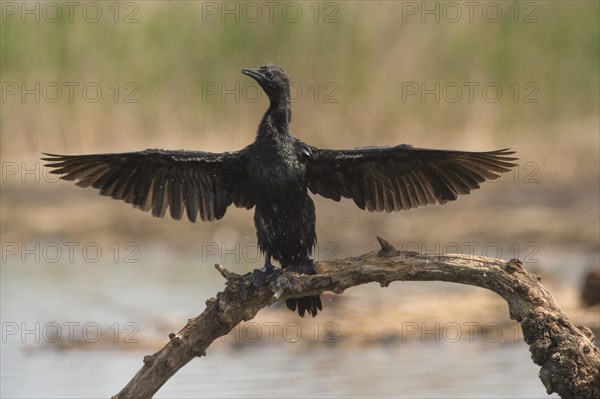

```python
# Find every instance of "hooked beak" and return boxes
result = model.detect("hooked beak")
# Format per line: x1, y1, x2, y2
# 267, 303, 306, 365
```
241, 68, 265, 84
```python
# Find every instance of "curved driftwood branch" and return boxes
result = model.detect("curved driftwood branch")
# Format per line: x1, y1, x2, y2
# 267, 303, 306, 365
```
113, 238, 599, 399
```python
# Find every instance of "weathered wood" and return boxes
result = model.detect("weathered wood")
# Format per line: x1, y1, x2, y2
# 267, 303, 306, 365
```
113, 238, 599, 399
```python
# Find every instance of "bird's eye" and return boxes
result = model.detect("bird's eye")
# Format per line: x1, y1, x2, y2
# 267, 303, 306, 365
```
264, 71, 273, 79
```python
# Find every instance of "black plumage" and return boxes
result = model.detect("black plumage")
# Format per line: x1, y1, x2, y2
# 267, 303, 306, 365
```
43, 64, 517, 317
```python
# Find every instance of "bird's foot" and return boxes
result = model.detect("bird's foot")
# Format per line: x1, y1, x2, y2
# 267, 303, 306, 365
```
286, 258, 317, 275
252, 263, 282, 287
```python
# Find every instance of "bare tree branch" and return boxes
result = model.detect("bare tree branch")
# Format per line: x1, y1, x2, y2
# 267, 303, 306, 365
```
113, 238, 599, 399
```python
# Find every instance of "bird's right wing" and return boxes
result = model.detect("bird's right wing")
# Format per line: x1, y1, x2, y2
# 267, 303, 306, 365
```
305, 144, 517, 212
43, 149, 255, 222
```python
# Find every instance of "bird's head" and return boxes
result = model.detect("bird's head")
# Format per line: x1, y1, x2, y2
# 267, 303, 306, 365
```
242, 64, 290, 109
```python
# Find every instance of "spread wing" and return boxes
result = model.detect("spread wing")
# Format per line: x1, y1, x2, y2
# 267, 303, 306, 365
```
305, 145, 517, 212
42, 149, 255, 222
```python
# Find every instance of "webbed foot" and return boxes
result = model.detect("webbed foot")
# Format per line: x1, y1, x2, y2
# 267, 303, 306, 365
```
252, 263, 282, 287
286, 258, 317, 275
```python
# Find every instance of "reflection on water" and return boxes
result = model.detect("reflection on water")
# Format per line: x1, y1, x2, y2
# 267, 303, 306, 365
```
0, 246, 585, 398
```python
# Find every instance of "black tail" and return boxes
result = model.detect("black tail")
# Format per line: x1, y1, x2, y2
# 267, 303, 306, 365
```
284, 258, 322, 317
286, 296, 322, 317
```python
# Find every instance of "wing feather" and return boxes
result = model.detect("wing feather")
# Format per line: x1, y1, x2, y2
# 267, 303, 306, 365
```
306, 145, 517, 212
42, 149, 254, 223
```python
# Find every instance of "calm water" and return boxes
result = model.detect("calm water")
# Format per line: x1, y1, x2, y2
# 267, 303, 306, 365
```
2, 342, 555, 398
2, 245, 588, 398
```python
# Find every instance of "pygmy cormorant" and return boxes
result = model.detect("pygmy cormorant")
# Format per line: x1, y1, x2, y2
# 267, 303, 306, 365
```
43, 64, 517, 317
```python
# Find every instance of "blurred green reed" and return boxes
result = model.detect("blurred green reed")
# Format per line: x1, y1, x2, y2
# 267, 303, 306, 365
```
1, 1, 598, 171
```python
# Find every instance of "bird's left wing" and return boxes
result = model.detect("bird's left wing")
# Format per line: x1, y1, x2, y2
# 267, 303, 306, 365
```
305, 144, 517, 212
43, 149, 254, 222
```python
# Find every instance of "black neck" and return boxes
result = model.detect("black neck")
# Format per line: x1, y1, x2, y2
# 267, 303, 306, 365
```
258, 103, 290, 138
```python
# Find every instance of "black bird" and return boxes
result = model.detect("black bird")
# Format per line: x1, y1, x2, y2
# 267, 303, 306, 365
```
43, 64, 517, 317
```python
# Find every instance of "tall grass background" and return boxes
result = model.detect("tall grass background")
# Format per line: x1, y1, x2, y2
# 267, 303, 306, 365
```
1, 1, 598, 250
